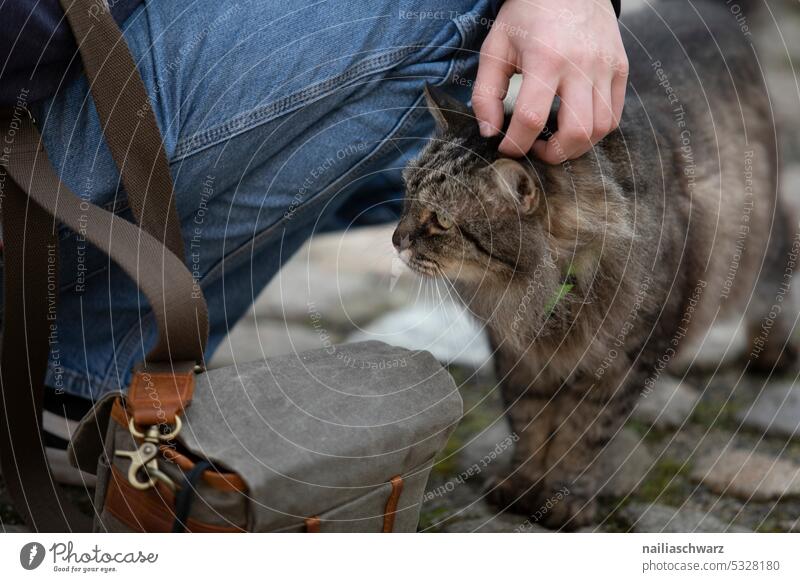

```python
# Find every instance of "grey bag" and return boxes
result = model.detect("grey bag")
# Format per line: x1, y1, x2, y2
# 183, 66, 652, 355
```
70, 341, 461, 532
0, 0, 460, 532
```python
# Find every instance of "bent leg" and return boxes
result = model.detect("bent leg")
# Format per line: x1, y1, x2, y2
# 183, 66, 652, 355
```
28, 0, 500, 398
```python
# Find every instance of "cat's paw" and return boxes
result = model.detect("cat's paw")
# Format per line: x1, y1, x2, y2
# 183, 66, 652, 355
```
534, 481, 596, 530
485, 473, 596, 531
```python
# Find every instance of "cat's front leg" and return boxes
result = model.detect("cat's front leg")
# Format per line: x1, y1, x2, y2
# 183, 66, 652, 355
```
488, 381, 635, 530
535, 387, 635, 529
485, 392, 555, 515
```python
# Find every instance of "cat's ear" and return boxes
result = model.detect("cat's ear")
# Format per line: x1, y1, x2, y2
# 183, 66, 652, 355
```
484, 158, 538, 214
423, 83, 471, 132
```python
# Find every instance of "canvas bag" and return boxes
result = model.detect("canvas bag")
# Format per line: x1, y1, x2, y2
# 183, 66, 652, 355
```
0, 0, 461, 532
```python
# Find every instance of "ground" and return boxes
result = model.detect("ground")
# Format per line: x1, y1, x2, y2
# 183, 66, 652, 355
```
2, 0, 800, 533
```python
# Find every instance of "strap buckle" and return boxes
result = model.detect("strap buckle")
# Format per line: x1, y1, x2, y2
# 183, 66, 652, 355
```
114, 422, 177, 492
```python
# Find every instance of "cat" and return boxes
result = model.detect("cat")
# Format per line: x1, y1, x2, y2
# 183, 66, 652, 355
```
393, 0, 798, 529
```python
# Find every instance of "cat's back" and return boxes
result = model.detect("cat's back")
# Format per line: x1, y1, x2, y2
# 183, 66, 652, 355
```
616, 0, 777, 343
623, 0, 763, 110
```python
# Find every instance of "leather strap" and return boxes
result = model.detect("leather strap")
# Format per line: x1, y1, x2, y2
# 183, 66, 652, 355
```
127, 370, 196, 426
382, 476, 404, 533
109, 397, 248, 493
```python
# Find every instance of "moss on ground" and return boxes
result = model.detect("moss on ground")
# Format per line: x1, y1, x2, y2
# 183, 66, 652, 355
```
417, 505, 453, 531
431, 367, 503, 478
689, 399, 741, 432
637, 457, 694, 507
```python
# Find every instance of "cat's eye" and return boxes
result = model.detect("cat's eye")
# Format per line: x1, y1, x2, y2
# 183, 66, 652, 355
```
434, 212, 453, 230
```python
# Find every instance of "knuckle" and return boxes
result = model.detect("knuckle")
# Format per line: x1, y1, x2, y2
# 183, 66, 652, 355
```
480, 33, 508, 58
562, 126, 589, 143
471, 93, 492, 108
517, 108, 545, 130
480, 83, 506, 100
539, 50, 565, 69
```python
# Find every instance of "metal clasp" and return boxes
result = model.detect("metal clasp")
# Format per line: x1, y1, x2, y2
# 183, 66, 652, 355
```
114, 421, 179, 492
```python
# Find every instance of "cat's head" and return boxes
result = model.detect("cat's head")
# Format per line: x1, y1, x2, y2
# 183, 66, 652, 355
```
392, 84, 548, 283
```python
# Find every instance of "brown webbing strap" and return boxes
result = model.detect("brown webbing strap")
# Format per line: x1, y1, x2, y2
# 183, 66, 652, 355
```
0, 169, 92, 532
4, 120, 208, 363
58, 0, 185, 261
0, 117, 208, 531
0, 0, 208, 532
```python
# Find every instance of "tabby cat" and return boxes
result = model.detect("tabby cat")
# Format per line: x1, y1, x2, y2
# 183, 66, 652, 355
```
393, 0, 798, 529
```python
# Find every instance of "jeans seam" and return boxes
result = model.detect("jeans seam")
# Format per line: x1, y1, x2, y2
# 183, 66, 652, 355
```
451, 11, 482, 78
46, 365, 111, 400
172, 46, 419, 162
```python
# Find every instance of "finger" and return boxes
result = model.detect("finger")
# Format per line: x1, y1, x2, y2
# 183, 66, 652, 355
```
591, 77, 614, 145
498, 70, 556, 157
610, 64, 628, 129
533, 79, 594, 164
473, 35, 514, 137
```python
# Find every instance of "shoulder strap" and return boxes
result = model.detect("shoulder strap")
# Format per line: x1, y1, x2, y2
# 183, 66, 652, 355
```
0, 113, 208, 533
3, 122, 209, 363
0, 0, 208, 531
60, 0, 185, 260
0, 141, 93, 532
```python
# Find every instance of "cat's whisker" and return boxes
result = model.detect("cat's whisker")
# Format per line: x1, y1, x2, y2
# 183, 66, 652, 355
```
444, 279, 461, 306
413, 272, 424, 303
437, 268, 463, 305
434, 278, 446, 308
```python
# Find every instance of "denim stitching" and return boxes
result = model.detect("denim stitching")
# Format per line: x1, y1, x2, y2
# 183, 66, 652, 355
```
172, 47, 419, 161
46, 365, 111, 401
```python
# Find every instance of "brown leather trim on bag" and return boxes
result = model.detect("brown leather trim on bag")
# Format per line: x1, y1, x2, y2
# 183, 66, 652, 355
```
127, 370, 195, 426
110, 397, 247, 493
105, 466, 242, 533
160, 448, 246, 493
382, 476, 404, 533
305, 516, 321, 533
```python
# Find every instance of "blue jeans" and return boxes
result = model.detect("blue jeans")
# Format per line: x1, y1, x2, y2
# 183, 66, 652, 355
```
29, 0, 499, 400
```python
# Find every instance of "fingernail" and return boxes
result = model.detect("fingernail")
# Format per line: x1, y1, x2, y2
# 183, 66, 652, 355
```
479, 121, 495, 137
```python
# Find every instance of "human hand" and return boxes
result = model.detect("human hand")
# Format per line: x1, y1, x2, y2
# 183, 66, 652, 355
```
472, 0, 628, 163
